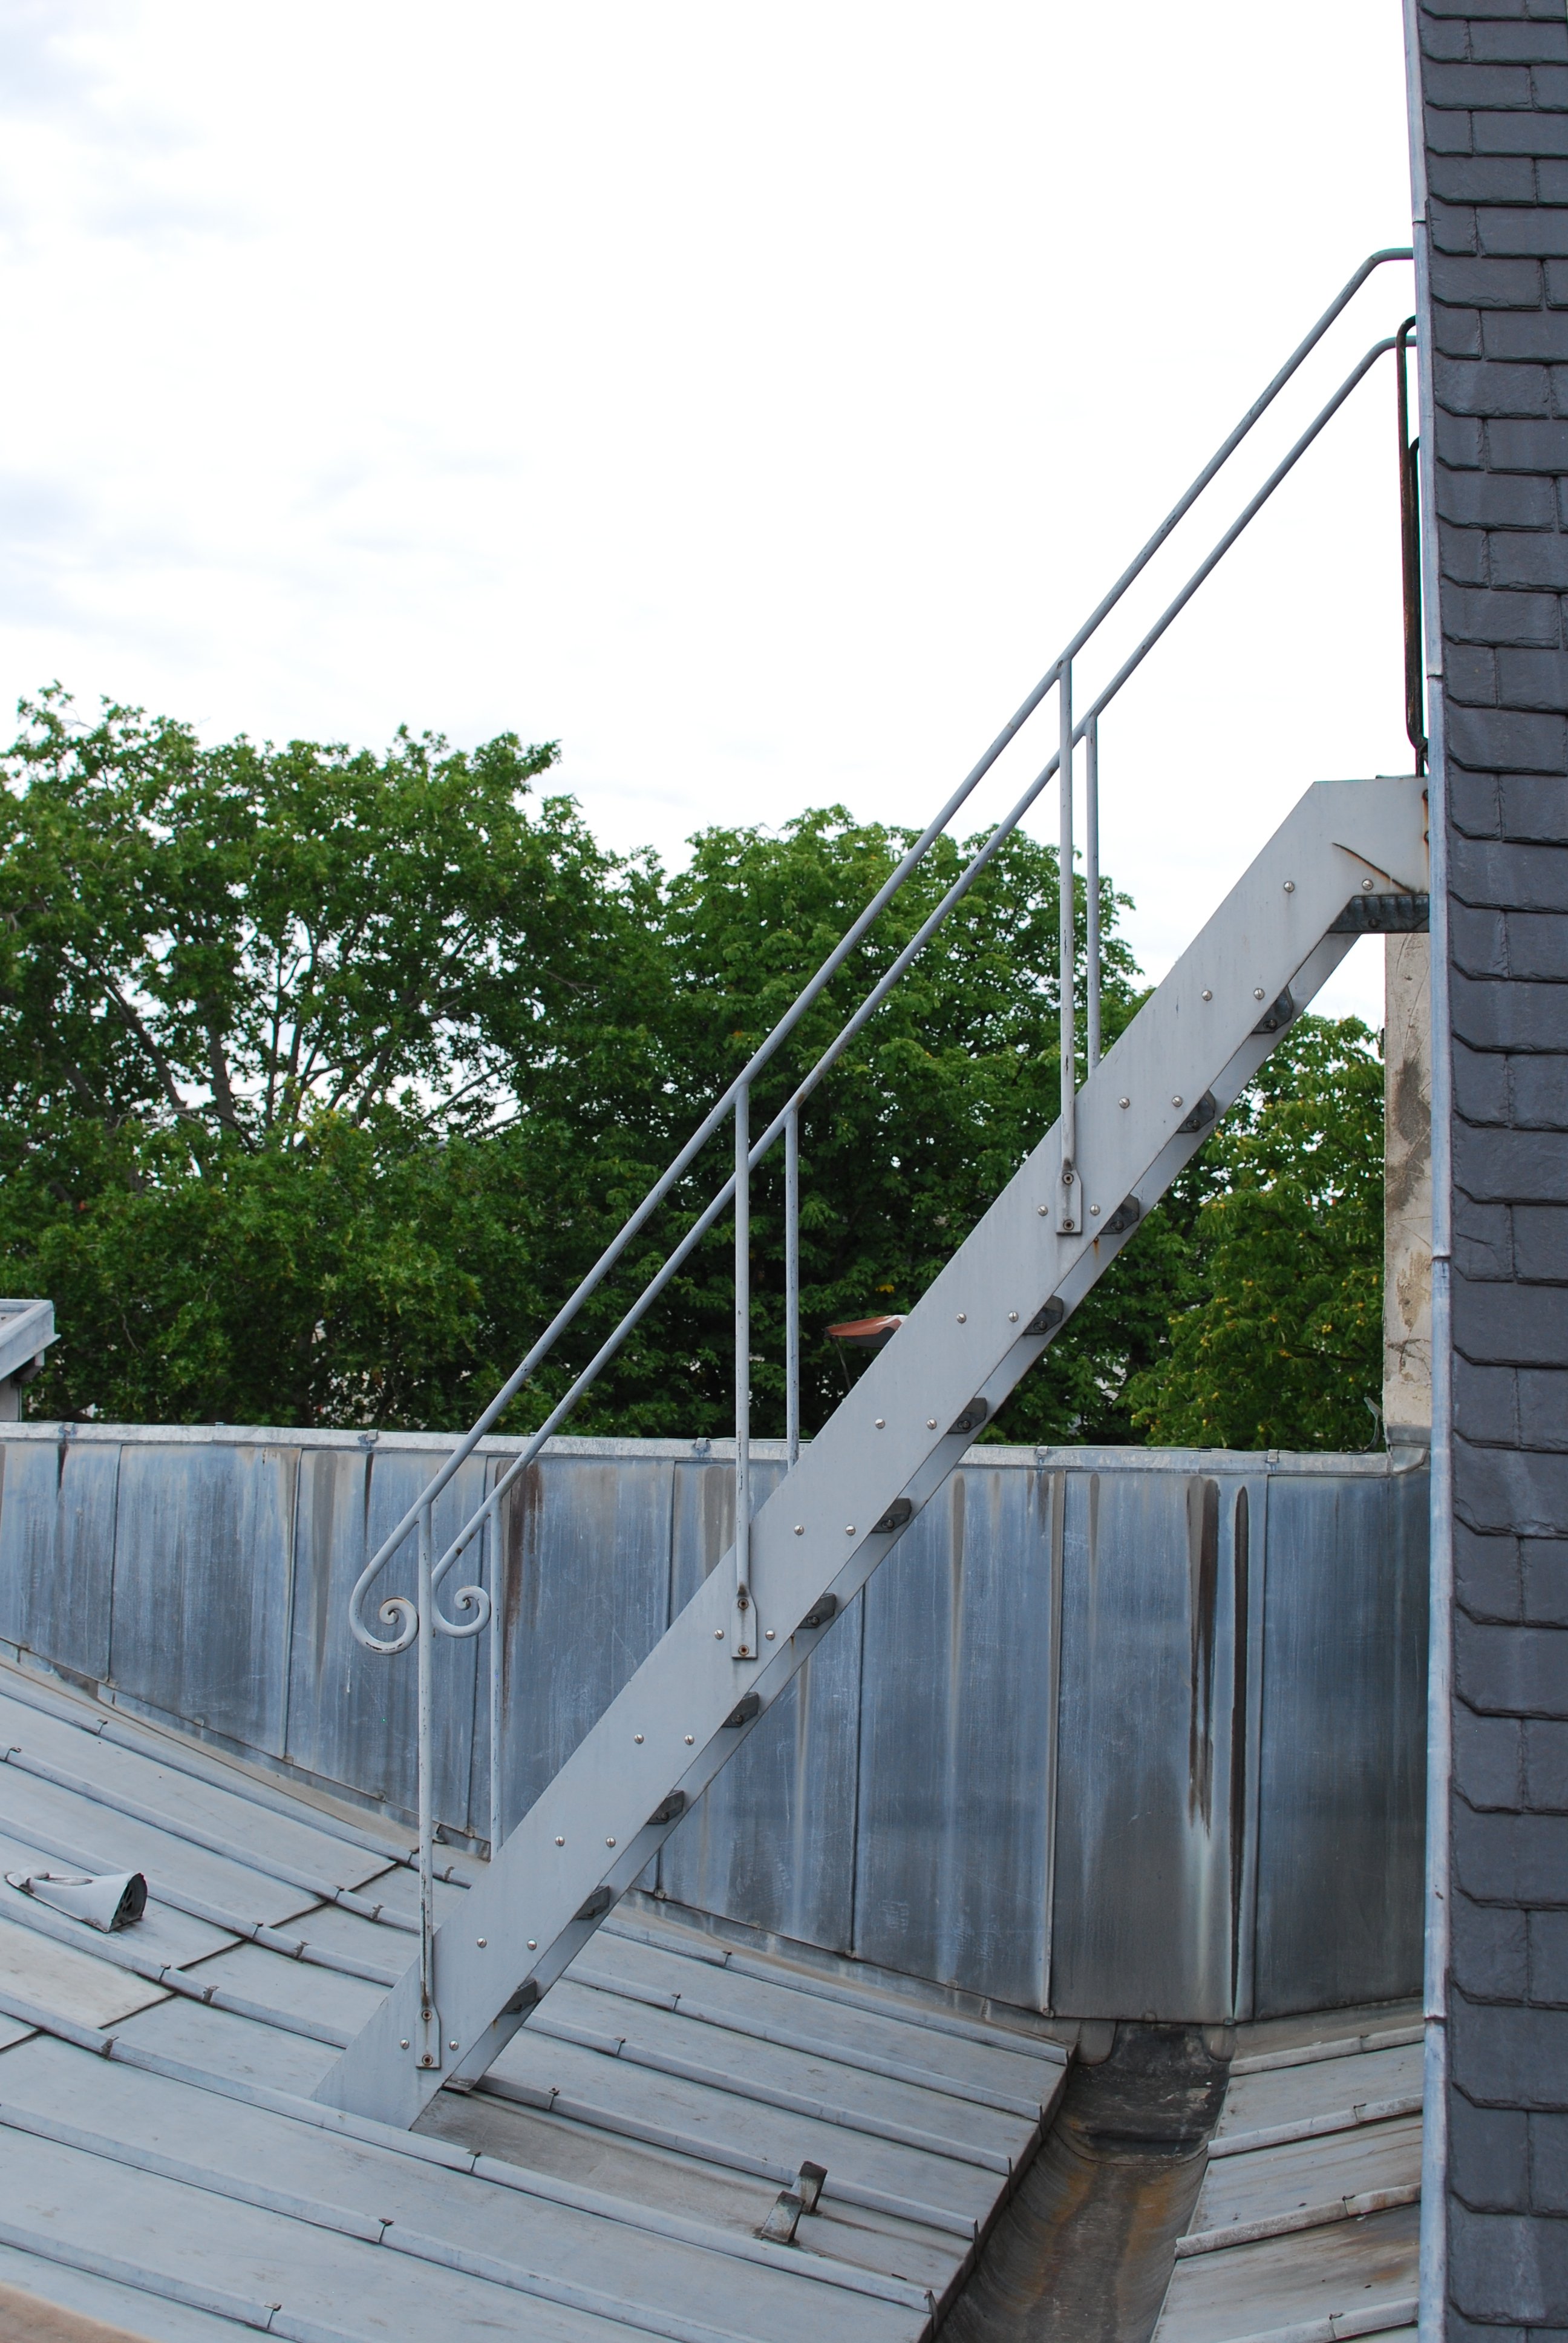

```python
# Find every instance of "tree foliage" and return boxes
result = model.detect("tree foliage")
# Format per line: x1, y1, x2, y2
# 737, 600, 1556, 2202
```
0, 690, 1385, 1449
1125, 1017, 1385, 1450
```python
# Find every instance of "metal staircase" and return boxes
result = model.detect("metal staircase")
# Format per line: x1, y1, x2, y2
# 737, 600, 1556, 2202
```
316, 252, 1429, 2130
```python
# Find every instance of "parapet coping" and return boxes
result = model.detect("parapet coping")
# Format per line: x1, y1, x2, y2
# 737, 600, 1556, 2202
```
0, 1421, 1423, 1475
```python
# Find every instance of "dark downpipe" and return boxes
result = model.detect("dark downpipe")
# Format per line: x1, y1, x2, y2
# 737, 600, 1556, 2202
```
1396, 317, 1427, 776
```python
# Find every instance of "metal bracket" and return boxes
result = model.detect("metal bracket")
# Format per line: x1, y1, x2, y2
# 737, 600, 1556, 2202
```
416, 1994, 443, 2072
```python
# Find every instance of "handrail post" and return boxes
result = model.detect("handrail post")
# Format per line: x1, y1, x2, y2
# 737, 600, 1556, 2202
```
486, 1481, 505, 1860
1085, 716, 1102, 1072
1057, 661, 1079, 1232
416, 1495, 440, 2069
785, 1103, 800, 1469
732, 1083, 756, 1657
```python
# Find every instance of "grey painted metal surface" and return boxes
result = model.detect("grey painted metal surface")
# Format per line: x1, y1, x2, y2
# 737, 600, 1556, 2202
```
0, 1652, 1063, 2342
1252, 1470, 1428, 2021
0, 1421, 1426, 2034
316, 776, 1430, 2128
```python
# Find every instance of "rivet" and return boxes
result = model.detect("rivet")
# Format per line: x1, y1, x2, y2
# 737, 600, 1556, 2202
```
1361, 876, 1374, 891
1118, 1097, 1129, 1109
399, 2038, 410, 2050
634, 1732, 644, 1743
477, 1937, 487, 1947
956, 1311, 966, 1323
555, 1835, 565, 1846
1090, 1204, 1101, 1217
685, 1734, 694, 1745
845, 1525, 855, 1535
714, 1627, 725, 1637
1008, 1311, 1019, 1322
1172, 1095, 1183, 1107
794, 1524, 803, 1534
874, 1418, 884, 1429
1063, 1220, 1076, 1231
927, 1418, 938, 1429
1283, 879, 1295, 893
606, 1836, 616, 1846
449, 2038, 459, 2050
528, 1939, 537, 1950
1201, 989, 1212, 1001
765, 1628, 776, 1639
1253, 987, 1266, 1001
1037, 1204, 1048, 1215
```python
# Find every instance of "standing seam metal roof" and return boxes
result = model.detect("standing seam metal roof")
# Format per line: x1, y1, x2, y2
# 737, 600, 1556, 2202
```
0, 1654, 1068, 2342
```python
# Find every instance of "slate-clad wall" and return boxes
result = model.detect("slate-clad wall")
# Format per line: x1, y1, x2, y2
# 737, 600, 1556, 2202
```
1413, 0, 1568, 2326
0, 1424, 1425, 2025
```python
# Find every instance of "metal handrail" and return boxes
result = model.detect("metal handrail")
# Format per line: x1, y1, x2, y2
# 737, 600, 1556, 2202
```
413, 321, 1413, 1609
346, 254, 1419, 1991
348, 244, 1413, 1641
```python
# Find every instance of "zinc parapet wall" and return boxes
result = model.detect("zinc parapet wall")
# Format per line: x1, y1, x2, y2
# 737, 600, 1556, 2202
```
0, 1423, 1424, 2027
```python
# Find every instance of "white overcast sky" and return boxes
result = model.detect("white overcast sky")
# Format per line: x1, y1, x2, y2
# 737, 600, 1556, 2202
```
0, 1, 1416, 1021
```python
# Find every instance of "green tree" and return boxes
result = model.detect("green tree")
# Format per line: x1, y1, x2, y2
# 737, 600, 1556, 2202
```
0, 689, 667, 1423
0, 691, 1386, 1452
1125, 1015, 1384, 1450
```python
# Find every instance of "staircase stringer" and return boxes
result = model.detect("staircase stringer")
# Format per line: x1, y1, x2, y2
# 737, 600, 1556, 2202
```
315, 774, 1428, 2129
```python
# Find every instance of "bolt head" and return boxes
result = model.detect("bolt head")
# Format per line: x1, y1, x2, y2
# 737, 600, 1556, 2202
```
634, 1732, 644, 1743
845, 1525, 855, 1535
1090, 1204, 1101, 1217
927, 1418, 938, 1429
606, 1836, 616, 1847
956, 1311, 966, 1323
1008, 1311, 1019, 1322
1118, 1096, 1129, 1109
765, 1628, 776, 1640
794, 1524, 803, 1534
1361, 877, 1374, 891
714, 1628, 725, 1638
874, 1418, 884, 1429
1201, 989, 1212, 1001
1283, 879, 1295, 893
449, 2039, 459, 2050
555, 1835, 565, 1846
685, 1734, 694, 1745
399, 2038, 410, 2050
1172, 1095, 1183, 1107
477, 1937, 487, 1947
1253, 988, 1266, 1001
527, 1939, 537, 1950
1037, 1204, 1048, 1214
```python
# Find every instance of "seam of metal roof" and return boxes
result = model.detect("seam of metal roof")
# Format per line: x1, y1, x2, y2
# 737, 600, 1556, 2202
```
0, 1666, 466, 1885
1227, 2026, 1423, 2076
0, 1745, 411, 1930
601, 1913, 1070, 2063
